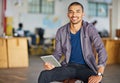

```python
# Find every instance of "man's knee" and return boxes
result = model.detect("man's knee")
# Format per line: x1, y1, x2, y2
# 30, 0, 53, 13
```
38, 70, 51, 83
39, 70, 49, 78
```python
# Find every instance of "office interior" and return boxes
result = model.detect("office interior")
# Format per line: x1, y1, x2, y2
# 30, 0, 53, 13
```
0, 0, 120, 83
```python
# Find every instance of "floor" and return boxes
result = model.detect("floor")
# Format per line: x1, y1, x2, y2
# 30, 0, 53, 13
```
0, 55, 120, 83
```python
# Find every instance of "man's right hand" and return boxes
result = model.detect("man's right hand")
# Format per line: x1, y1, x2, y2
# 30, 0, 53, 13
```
44, 62, 55, 70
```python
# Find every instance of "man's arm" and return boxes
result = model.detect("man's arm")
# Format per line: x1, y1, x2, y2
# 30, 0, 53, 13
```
88, 24, 107, 67
88, 24, 107, 83
97, 66, 105, 75
53, 29, 63, 61
88, 66, 104, 83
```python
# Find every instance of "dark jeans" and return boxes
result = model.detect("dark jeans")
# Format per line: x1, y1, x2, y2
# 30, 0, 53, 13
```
38, 63, 96, 83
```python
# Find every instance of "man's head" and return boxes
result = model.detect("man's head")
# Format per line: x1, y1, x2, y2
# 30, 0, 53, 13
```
67, 2, 85, 24
68, 2, 84, 12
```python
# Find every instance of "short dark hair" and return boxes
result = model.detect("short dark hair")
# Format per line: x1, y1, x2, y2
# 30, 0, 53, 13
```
68, 2, 84, 12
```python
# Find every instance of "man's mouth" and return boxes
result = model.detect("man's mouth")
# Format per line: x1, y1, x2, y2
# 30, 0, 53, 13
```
71, 17, 78, 21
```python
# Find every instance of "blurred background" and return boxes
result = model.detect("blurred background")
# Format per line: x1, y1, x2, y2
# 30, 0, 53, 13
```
0, 0, 120, 83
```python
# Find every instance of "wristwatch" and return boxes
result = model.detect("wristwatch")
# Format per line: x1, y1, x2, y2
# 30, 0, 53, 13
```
97, 72, 103, 77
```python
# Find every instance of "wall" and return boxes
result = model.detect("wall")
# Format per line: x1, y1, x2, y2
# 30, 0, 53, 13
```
112, 0, 118, 38
6, 0, 27, 29
112, 0, 120, 38
6, 0, 110, 38
20, 0, 88, 38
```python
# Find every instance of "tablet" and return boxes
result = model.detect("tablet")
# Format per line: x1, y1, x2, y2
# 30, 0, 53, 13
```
40, 55, 61, 67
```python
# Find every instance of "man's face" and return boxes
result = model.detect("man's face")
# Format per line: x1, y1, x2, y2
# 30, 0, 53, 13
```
68, 5, 84, 24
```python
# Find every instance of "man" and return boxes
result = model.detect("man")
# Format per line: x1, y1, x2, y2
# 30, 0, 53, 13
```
16, 23, 24, 37
38, 2, 107, 83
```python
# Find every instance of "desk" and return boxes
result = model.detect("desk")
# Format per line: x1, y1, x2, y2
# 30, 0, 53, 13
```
0, 37, 29, 68
102, 38, 120, 64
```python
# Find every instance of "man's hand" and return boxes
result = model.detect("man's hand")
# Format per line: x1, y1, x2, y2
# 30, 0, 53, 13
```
88, 75, 102, 83
44, 62, 55, 70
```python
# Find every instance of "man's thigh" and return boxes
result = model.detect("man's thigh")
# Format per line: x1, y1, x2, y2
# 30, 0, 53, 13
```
46, 66, 76, 81
76, 65, 96, 82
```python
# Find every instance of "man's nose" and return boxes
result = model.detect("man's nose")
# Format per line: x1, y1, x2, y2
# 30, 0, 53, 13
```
72, 12, 77, 16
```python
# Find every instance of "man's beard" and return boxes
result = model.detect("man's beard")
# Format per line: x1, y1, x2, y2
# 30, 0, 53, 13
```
71, 19, 81, 24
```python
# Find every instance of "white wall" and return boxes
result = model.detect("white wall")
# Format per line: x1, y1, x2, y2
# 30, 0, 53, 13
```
112, 0, 120, 38
6, 0, 110, 38
6, 0, 27, 28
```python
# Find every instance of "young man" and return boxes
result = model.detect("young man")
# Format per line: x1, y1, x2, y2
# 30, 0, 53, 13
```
38, 2, 107, 83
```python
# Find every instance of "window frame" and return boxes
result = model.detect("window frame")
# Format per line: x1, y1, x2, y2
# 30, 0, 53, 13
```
88, 2, 108, 17
28, 0, 54, 14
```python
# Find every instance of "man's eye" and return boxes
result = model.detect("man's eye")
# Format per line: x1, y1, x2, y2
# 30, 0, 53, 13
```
76, 10, 81, 13
68, 11, 73, 13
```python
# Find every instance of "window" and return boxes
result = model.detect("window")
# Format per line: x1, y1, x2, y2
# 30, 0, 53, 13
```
97, 3, 108, 17
88, 2, 97, 16
88, 2, 108, 17
28, 0, 54, 14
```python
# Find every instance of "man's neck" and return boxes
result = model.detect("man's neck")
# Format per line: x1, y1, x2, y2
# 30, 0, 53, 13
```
70, 22, 82, 34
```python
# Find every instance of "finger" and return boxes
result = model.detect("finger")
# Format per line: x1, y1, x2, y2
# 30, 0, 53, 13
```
44, 63, 51, 70
88, 76, 96, 83
89, 76, 100, 83
44, 65, 49, 70
88, 76, 93, 83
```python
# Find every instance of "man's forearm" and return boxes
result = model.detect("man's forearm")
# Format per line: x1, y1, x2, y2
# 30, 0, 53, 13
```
97, 66, 105, 74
